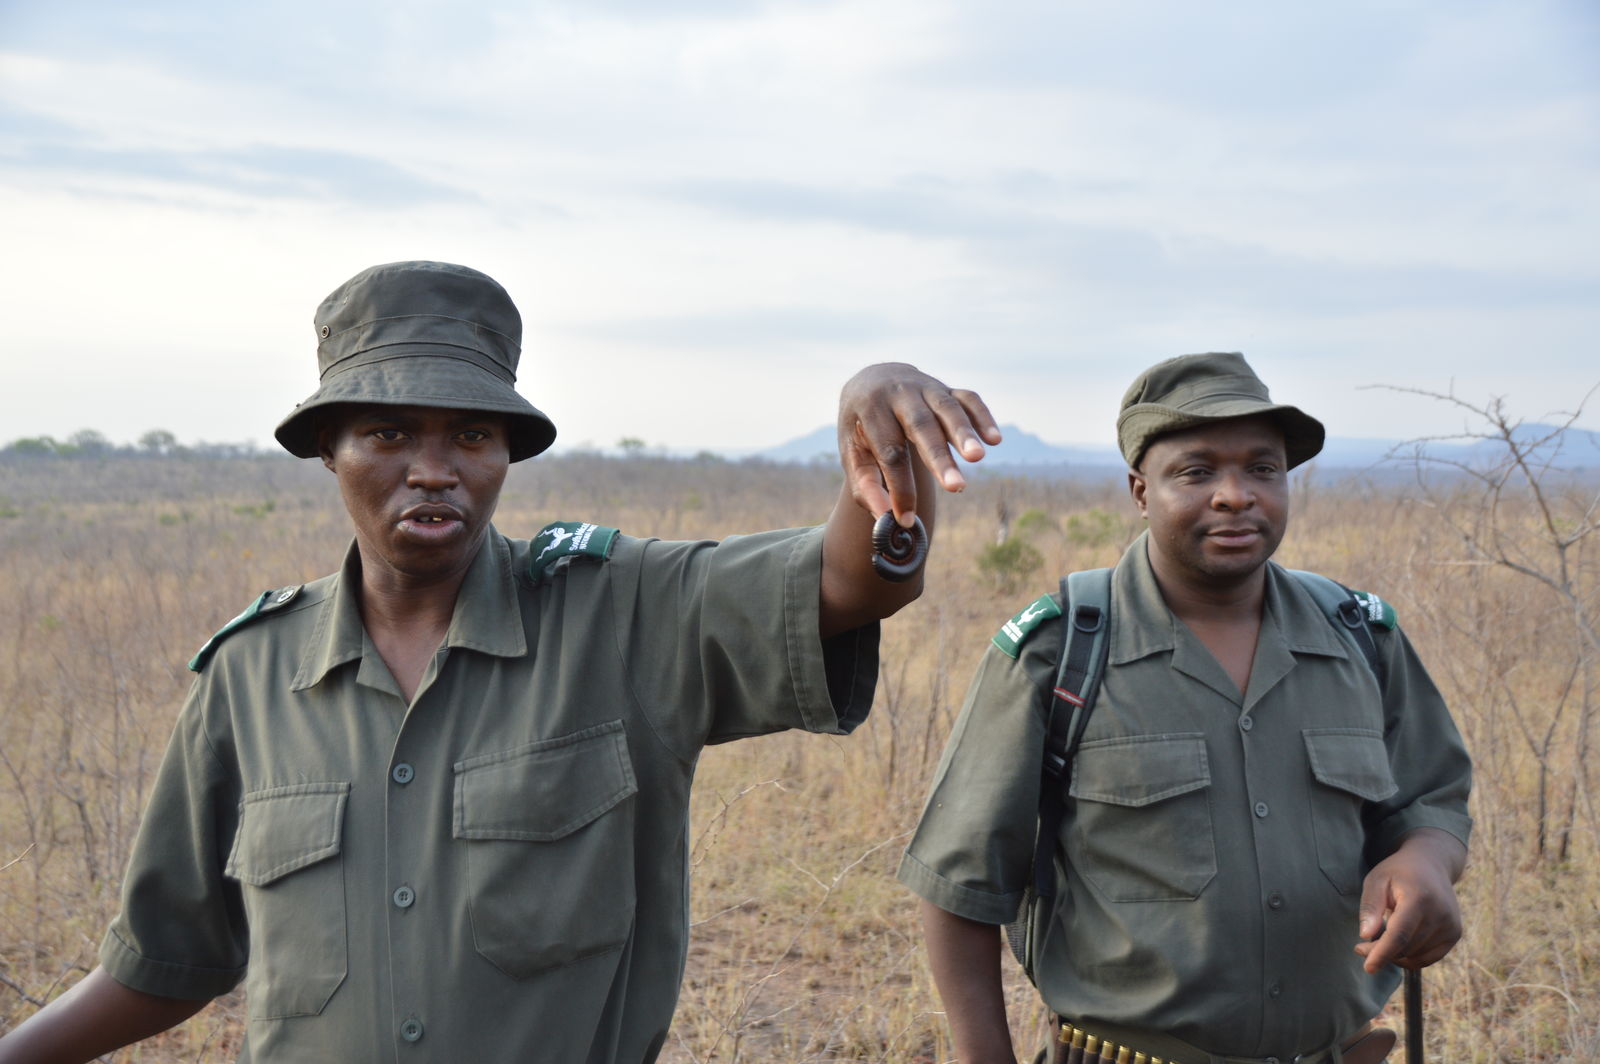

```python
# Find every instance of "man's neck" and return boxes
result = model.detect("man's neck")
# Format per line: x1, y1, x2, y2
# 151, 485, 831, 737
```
1148, 557, 1268, 628
1147, 550, 1269, 698
353, 535, 485, 702
357, 561, 473, 637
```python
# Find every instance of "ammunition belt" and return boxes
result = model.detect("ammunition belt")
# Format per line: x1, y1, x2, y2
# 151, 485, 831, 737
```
1057, 1018, 1356, 1064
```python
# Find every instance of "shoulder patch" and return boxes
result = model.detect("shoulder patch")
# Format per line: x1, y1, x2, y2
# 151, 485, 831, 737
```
530, 521, 619, 578
992, 594, 1062, 659
188, 585, 303, 672
1349, 589, 1397, 630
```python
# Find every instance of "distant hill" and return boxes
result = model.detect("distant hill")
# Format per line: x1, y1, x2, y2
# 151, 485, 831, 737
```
752, 423, 1122, 468
754, 422, 1600, 471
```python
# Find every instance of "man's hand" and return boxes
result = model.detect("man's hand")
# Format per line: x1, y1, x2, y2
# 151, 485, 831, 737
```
820, 364, 997, 637
836, 362, 999, 528
1354, 827, 1467, 973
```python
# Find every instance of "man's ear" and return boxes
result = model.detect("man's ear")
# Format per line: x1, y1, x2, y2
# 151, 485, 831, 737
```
1128, 469, 1149, 519
317, 423, 338, 471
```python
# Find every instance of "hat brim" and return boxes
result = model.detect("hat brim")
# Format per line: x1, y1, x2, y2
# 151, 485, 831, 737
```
274, 350, 557, 462
1120, 400, 1324, 470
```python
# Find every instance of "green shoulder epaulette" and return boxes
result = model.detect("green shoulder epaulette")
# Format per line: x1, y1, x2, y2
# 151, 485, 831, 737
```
1348, 589, 1398, 630
530, 521, 619, 578
188, 585, 303, 672
992, 594, 1062, 659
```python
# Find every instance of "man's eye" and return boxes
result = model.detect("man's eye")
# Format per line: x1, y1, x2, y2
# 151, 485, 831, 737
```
459, 430, 489, 443
372, 429, 404, 442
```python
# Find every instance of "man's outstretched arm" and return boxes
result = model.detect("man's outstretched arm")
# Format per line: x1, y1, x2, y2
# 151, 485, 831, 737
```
0, 966, 208, 1064
820, 362, 999, 637
920, 900, 1017, 1064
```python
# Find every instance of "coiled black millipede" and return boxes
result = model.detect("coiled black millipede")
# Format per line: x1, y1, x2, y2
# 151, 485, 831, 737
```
870, 512, 929, 582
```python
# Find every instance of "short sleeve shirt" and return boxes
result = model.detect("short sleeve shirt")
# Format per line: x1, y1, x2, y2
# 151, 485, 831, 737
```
101, 524, 879, 1063
897, 534, 1471, 1058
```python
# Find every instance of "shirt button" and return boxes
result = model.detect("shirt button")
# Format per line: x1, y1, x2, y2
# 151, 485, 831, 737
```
1254, 801, 1270, 818
392, 762, 414, 785
1268, 892, 1285, 910
393, 885, 416, 909
400, 1018, 424, 1042
1239, 715, 1253, 732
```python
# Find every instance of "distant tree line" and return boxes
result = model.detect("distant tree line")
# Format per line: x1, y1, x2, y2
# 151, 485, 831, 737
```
2, 429, 265, 459
3, 430, 829, 466
2, 431, 743, 464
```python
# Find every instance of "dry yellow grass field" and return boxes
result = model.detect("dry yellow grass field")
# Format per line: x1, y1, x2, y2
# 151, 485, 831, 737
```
1, 447, 1595, 1062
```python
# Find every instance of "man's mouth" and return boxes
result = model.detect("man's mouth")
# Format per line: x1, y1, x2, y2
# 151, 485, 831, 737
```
400, 503, 464, 523
397, 504, 466, 536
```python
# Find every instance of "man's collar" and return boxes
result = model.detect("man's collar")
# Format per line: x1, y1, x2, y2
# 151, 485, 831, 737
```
1265, 563, 1352, 659
1107, 532, 1178, 665
291, 528, 527, 692
440, 529, 527, 659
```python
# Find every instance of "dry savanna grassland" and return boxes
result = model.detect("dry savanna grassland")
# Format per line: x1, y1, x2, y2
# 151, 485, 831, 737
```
1, 423, 1597, 1062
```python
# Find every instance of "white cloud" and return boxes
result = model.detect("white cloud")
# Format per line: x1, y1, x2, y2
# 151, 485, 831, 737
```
0, 0, 1596, 454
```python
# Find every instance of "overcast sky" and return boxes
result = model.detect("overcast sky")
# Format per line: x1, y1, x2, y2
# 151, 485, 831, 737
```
2, 0, 1596, 456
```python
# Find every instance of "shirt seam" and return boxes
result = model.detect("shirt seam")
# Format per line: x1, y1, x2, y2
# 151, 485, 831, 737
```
101, 925, 246, 999
785, 529, 826, 733
608, 537, 698, 768
895, 850, 1022, 925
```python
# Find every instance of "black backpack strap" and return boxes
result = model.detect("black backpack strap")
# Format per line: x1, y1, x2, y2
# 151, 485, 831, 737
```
1034, 568, 1112, 899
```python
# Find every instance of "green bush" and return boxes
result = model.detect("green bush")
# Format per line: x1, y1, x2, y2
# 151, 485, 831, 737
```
1065, 506, 1121, 548
978, 538, 1044, 594
1015, 507, 1056, 536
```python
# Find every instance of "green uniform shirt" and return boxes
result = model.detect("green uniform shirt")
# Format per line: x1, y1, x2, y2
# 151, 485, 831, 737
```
101, 525, 878, 1063
898, 534, 1471, 1058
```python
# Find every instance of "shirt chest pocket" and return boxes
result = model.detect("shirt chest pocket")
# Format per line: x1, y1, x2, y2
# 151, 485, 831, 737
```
225, 781, 351, 1020
1304, 729, 1399, 895
1066, 734, 1216, 902
453, 720, 640, 980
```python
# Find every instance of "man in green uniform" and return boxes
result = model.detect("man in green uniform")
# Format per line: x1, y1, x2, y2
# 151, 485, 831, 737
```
0, 261, 1000, 1064
897, 354, 1470, 1064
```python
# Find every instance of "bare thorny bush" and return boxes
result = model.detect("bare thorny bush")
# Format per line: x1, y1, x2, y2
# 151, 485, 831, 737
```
1380, 385, 1600, 865
1358, 385, 1600, 1061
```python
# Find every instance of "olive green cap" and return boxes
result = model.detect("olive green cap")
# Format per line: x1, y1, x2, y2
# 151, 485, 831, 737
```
274, 261, 558, 462
1116, 352, 1324, 470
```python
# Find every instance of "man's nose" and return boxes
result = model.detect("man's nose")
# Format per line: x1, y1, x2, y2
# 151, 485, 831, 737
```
1211, 470, 1254, 510
406, 440, 460, 490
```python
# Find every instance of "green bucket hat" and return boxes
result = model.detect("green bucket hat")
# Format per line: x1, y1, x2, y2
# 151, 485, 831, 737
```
1117, 352, 1324, 470
274, 261, 558, 462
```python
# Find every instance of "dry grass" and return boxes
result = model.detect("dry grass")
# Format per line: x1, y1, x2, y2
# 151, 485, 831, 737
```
1, 453, 1596, 1062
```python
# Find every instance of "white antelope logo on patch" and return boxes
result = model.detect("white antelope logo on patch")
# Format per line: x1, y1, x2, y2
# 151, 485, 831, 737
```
538, 526, 576, 559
